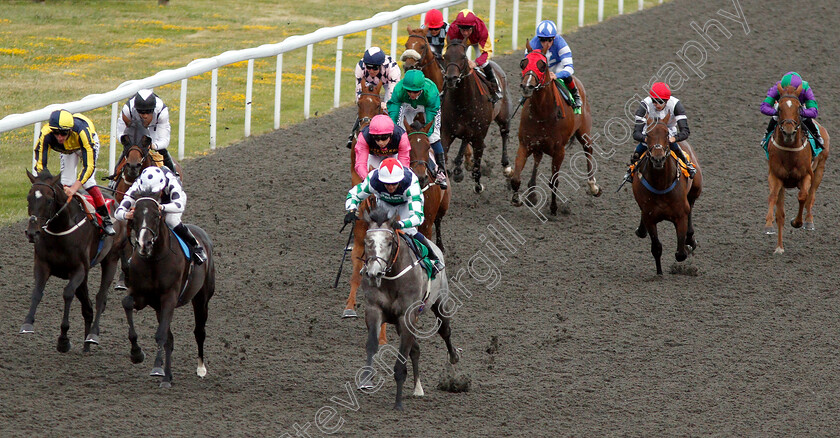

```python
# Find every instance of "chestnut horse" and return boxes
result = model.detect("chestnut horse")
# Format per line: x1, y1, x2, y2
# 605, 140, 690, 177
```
764, 83, 830, 254
632, 115, 702, 275
123, 189, 215, 388
350, 82, 385, 185
441, 40, 511, 193
402, 26, 444, 92
511, 50, 601, 215
404, 114, 450, 251
23, 169, 126, 351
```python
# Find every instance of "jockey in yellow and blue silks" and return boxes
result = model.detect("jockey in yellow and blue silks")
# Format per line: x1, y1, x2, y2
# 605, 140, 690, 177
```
528, 20, 581, 111
33, 109, 115, 235
345, 158, 443, 271
387, 69, 448, 190
760, 71, 822, 148
623, 82, 696, 182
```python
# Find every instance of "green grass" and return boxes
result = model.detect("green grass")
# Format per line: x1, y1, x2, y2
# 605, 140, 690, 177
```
0, 0, 666, 225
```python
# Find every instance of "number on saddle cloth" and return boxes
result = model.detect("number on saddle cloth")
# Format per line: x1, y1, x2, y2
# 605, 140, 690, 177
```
169, 227, 192, 261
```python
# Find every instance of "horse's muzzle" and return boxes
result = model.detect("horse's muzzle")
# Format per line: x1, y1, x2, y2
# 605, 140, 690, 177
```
26, 216, 41, 243
520, 83, 535, 98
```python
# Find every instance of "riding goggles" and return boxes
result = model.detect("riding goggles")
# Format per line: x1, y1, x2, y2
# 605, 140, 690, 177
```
137, 109, 154, 115
652, 98, 666, 105
51, 128, 71, 136
365, 64, 381, 70
371, 133, 391, 142
538, 36, 554, 43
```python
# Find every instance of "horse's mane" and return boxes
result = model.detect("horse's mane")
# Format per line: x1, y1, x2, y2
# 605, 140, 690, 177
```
408, 115, 426, 132
368, 205, 395, 226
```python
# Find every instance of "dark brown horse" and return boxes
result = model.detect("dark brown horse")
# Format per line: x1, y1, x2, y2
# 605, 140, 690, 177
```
356, 206, 460, 410
23, 169, 126, 352
511, 50, 601, 215
441, 40, 511, 193
402, 26, 444, 92
122, 190, 215, 388
111, 114, 182, 204
404, 114, 450, 251
764, 83, 830, 254
631, 115, 702, 275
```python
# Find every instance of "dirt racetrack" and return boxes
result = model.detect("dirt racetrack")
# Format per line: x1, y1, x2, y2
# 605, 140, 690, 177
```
2, 0, 840, 435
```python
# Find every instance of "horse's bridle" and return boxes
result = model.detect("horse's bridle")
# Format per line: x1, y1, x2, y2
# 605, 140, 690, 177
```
405, 34, 431, 70
407, 130, 433, 180
644, 120, 672, 169
364, 227, 401, 273
444, 42, 471, 87
131, 197, 161, 251
355, 92, 384, 127
122, 144, 153, 182
29, 182, 86, 235
777, 93, 803, 134
520, 53, 550, 91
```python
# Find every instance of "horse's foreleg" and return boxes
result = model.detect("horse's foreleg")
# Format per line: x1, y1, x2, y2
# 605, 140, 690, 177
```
635, 215, 648, 238
75, 281, 94, 353
344, 233, 365, 317
409, 340, 423, 397
674, 216, 689, 263
162, 329, 174, 388
576, 131, 602, 197
359, 307, 383, 390
21, 263, 50, 334
192, 293, 209, 378
525, 152, 544, 206
791, 174, 811, 229
151, 293, 177, 384
393, 316, 415, 410
434, 216, 444, 252
765, 173, 782, 234
88, 258, 118, 346
122, 295, 145, 364
645, 220, 663, 275
57, 269, 86, 353
471, 139, 486, 193
510, 143, 530, 207
774, 187, 786, 254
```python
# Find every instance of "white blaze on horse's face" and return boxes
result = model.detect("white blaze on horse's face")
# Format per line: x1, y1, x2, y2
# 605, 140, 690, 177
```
364, 229, 393, 279
34, 190, 42, 199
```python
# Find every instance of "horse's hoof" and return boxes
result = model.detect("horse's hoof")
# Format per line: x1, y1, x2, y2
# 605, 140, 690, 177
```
503, 166, 512, 177
452, 168, 464, 183
197, 361, 207, 378
358, 378, 374, 390
774, 247, 785, 255
131, 349, 145, 364
790, 219, 803, 228
85, 334, 100, 345
474, 183, 484, 193
413, 379, 425, 397
591, 186, 603, 197
114, 281, 127, 291
150, 367, 165, 377
763, 226, 776, 235
159, 381, 172, 389
804, 222, 815, 231
450, 347, 463, 365
635, 227, 647, 239
56, 339, 72, 353
20, 323, 34, 334
511, 193, 522, 207
675, 252, 687, 262
342, 308, 358, 319
393, 402, 404, 411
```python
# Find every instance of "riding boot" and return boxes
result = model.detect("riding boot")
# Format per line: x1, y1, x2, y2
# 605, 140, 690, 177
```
564, 77, 582, 110
95, 205, 116, 236
174, 223, 206, 265
803, 117, 823, 146
346, 118, 362, 149
762, 117, 777, 147
434, 152, 448, 190
159, 148, 179, 176
412, 232, 444, 273
482, 64, 502, 104
623, 152, 641, 183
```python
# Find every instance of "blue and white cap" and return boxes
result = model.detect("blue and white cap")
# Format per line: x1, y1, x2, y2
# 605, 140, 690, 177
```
536, 20, 558, 38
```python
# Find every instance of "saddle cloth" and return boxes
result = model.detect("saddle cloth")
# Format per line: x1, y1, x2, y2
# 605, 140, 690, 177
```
761, 121, 823, 160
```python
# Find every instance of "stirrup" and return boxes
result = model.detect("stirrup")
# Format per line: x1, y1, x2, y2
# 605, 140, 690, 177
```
193, 248, 207, 265
623, 169, 633, 183
435, 170, 448, 189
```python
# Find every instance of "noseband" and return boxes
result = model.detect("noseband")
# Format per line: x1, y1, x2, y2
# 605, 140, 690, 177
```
364, 228, 401, 273
29, 182, 86, 235
405, 34, 431, 70
444, 42, 470, 86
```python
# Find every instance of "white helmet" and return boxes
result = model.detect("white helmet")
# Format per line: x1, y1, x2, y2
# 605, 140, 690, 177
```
138, 167, 166, 193
378, 158, 405, 183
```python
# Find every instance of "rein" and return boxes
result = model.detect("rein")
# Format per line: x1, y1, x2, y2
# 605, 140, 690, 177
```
443, 42, 471, 88
638, 121, 681, 195
30, 182, 87, 236
364, 227, 402, 275
772, 93, 806, 151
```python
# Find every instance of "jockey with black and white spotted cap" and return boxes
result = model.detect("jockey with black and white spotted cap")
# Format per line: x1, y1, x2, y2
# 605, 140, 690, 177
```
115, 166, 206, 264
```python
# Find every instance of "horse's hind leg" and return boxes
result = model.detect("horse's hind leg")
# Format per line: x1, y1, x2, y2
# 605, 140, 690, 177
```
805, 156, 827, 230
686, 199, 697, 250
765, 173, 783, 235
774, 187, 786, 254
87, 258, 118, 346
21, 263, 49, 334
192, 293, 209, 378
471, 140, 487, 193
431, 301, 459, 365
151, 296, 177, 385
57, 270, 86, 353
791, 174, 811, 229
434, 216, 444, 252
575, 130, 602, 196
410, 340, 423, 396
122, 295, 145, 364
498, 110, 512, 176
75, 281, 94, 352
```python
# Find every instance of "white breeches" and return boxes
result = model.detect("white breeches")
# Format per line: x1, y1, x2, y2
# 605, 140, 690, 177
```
164, 212, 182, 228
59, 141, 100, 188
398, 104, 441, 143
367, 153, 398, 173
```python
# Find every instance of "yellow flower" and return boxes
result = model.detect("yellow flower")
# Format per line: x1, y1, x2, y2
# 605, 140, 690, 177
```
132, 38, 166, 47
243, 25, 276, 31
0, 48, 27, 56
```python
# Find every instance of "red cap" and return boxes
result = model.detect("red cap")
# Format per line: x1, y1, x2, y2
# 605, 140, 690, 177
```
649, 82, 671, 100
425, 9, 444, 28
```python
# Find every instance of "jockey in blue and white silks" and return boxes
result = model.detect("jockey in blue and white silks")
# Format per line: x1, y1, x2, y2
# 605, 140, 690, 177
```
527, 20, 580, 109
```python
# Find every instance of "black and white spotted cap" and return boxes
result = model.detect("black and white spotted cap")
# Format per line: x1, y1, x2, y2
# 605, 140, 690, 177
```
139, 167, 166, 193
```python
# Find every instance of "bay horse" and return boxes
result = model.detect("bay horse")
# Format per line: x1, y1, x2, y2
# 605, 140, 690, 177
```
404, 114, 450, 251
402, 26, 444, 92
511, 50, 601, 215
24, 169, 126, 352
631, 115, 702, 275
123, 189, 215, 388
764, 83, 830, 254
350, 82, 386, 185
441, 40, 512, 193
357, 206, 460, 410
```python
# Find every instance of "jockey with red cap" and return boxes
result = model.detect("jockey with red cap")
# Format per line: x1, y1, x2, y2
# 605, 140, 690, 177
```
422, 9, 448, 61
760, 71, 822, 148
353, 114, 411, 182
345, 158, 443, 272
623, 82, 696, 182
446, 9, 502, 102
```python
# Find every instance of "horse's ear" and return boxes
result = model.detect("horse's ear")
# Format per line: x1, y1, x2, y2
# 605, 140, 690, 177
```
26, 168, 36, 183
794, 83, 803, 97
49, 173, 62, 188
373, 81, 383, 95
406, 25, 413, 34
776, 83, 784, 96
424, 119, 434, 134
403, 117, 412, 133
662, 113, 671, 124
525, 40, 533, 52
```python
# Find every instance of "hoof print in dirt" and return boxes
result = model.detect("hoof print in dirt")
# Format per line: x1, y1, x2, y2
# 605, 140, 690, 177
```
437, 372, 471, 393
669, 263, 699, 277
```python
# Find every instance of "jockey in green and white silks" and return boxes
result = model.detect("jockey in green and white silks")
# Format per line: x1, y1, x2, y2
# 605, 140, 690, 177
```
344, 158, 442, 270
387, 69, 448, 189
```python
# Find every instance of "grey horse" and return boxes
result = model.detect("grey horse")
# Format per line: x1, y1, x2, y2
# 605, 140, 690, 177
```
357, 206, 460, 410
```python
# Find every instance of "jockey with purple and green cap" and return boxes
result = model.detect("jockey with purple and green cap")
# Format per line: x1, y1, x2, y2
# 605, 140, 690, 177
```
760, 72, 822, 147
